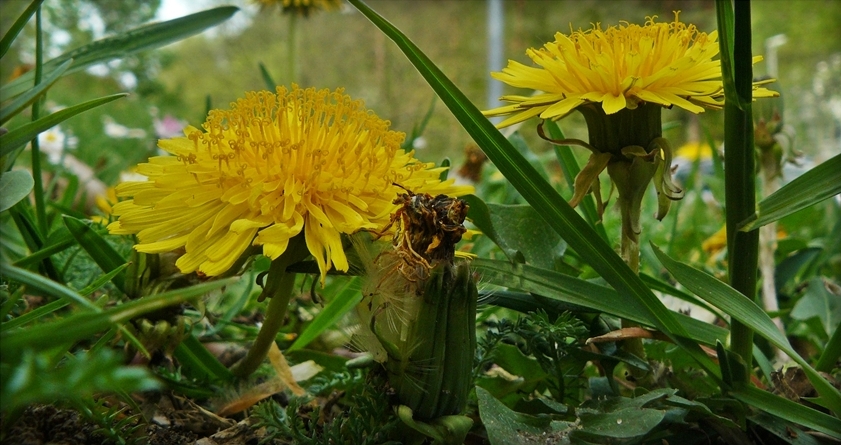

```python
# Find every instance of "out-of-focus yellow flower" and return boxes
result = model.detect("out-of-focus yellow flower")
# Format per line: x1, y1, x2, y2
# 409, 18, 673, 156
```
484, 12, 778, 128
675, 141, 713, 161
256, 0, 342, 16
107, 86, 472, 282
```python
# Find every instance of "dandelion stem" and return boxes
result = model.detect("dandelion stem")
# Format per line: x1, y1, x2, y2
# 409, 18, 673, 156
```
231, 236, 307, 378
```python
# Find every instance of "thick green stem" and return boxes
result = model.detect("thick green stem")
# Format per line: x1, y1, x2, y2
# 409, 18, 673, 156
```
231, 236, 308, 378
722, 0, 758, 375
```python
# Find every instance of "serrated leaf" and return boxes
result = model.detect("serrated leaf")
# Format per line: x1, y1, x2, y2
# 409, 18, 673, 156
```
476, 386, 560, 445
0, 170, 34, 213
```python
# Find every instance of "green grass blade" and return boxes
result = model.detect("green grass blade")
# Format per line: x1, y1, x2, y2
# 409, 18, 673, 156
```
730, 385, 841, 439
0, 59, 73, 125
0, 93, 127, 158
174, 334, 234, 382
0, 298, 69, 331
473, 258, 727, 347
259, 62, 277, 90
63, 216, 126, 293
740, 153, 841, 231
12, 229, 76, 268
816, 324, 841, 373
715, 0, 740, 109
288, 277, 362, 352
0, 7, 239, 99
0, 276, 236, 353
0, 0, 45, 59
653, 245, 841, 415
1, 262, 98, 310
640, 273, 726, 321
348, 0, 718, 378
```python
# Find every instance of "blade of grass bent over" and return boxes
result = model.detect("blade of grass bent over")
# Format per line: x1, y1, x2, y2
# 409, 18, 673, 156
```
653, 245, 841, 416
348, 0, 718, 378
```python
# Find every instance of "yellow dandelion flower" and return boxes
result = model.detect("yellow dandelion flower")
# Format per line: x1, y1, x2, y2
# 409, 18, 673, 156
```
108, 85, 472, 282
256, 0, 342, 16
484, 12, 778, 128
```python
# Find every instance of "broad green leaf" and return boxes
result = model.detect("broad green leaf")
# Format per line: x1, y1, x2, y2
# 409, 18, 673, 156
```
473, 258, 727, 347
63, 216, 126, 293
476, 386, 558, 445
463, 196, 566, 270
0, 274, 236, 353
288, 277, 362, 352
653, 245, 841, 416
0, 93, 127, 158
790, 278, 841, 336
349, 0, 717, 378
0, 7, 239, 99
0, 170, 34, 212
0, 60, 73, 125
730, 386, 841, 439
576, 407, 665, 440
0, 0, 45, 59
740, 153, 841, 231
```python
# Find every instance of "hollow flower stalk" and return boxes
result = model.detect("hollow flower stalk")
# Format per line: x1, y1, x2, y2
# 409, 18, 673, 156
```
108, 85, 472, 284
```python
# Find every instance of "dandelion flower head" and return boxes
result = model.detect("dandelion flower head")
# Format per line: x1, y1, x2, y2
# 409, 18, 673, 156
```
256, 0, 343, 16
108, 85, 472, 282
484, 12, 778, 128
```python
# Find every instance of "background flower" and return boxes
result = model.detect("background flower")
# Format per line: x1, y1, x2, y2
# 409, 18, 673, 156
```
484, 13, 778, 128
108, 85, 472, 281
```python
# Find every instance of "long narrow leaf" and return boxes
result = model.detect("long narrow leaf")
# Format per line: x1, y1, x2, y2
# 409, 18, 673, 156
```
473, 258, 727, 347
0, 59, 73, 125
63, 216, 126, 293
0, 93, 127, 158
0, 276, 236, 353
730, 385, 841, 439
349, 0, 718, 377
0, 7, 239, 99
1, 262, 98, 310
174, 334, 234, 382
653, 245, 841, 416
288, 277, 362, 352
0, 0, 45, 59
740, 153, 841, 231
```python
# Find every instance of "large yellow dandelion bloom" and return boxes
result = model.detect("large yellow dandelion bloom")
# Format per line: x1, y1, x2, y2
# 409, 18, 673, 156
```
108, 86, 472, 282
484, 13, 778, 128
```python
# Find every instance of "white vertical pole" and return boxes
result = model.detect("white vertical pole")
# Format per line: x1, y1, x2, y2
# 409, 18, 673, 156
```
487, 0, 504, 123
